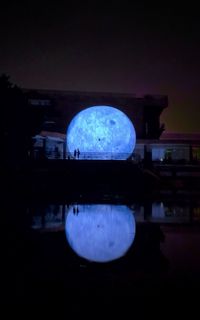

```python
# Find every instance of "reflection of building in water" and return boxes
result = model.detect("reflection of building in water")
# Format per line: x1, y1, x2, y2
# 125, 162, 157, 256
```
32, 204, 65, 230
31, 201, 200, 231
193, 203, 200, 222
150, 202, 190, 223
152, 202, 165, 219
130, 204, 144, 222
130, 201, 192, 224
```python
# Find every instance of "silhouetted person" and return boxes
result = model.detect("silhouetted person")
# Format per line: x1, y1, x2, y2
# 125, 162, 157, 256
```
73, 205, 79, 215
54, 146, 60, 159
74, 149, 77, 158
38, 148, 46, 160
77, 148, 80, 159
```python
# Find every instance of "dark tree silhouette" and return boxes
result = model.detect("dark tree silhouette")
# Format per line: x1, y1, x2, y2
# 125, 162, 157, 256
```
0, 74, 44, 171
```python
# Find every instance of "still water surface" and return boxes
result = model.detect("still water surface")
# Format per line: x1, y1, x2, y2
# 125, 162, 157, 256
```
6, 199, 200, 309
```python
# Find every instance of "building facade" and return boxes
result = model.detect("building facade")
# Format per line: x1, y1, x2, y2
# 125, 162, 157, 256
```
25, 89, 200, 163
25, 89, 168, 139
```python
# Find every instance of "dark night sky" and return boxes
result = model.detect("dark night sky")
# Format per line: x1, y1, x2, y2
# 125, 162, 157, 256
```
1, 1, 200, 133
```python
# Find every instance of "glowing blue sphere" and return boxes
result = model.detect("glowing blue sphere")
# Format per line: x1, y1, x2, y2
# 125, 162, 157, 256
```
66, 106, 136, 159
65, 205, 136, 263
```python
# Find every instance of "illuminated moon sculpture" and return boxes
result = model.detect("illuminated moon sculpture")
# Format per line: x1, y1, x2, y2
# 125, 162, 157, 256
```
65, 205, 136, 263
66, 106, 136, 159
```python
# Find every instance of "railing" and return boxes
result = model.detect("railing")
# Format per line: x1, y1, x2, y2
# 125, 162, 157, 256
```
32, 148, 141, 162
64, 151, 140, 161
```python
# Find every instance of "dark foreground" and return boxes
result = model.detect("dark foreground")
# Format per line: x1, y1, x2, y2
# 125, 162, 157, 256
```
4, 203, 200, 315
3, 161, 200, 315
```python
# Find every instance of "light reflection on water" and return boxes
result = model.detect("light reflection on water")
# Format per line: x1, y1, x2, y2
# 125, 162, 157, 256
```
65, 205, 136, 263
30, 201, 200, 263
10, 198, 200, 305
